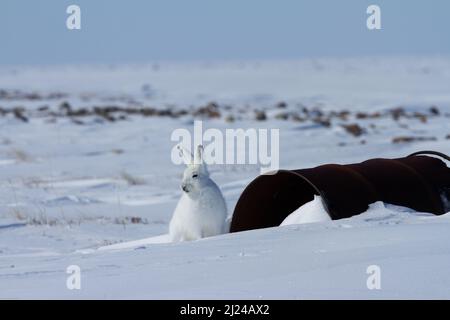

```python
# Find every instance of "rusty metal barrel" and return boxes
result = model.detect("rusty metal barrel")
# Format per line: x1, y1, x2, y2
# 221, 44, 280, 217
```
230, 151, 450, 233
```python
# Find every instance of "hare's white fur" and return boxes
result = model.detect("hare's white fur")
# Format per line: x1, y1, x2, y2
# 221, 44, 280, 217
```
169, 145, 227, 242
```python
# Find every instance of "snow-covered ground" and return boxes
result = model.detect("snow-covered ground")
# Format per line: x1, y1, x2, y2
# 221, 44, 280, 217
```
0, 57, 449, 299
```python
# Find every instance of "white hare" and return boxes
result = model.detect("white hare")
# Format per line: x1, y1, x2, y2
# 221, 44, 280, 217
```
169, 144, 228, 242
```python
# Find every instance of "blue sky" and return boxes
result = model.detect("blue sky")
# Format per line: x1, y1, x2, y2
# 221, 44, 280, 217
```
1, 0, 449, 65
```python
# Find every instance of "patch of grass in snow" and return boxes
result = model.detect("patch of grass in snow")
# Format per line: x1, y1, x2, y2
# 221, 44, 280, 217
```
120, 171, 146, 186
22, 177, 46, 188
8, 148, 32, 162
113, 216, 149, 225
12, 208, 27, 221
8, 208, 149, 227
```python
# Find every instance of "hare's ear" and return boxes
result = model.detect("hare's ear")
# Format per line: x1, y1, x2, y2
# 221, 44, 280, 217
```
177, 144, 193, 165
194, 145, 204, 165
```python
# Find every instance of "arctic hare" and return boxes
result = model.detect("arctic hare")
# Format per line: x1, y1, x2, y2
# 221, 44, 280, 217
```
169, 144, 227, 242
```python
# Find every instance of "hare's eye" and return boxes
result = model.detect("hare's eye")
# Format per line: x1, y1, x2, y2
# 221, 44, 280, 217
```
192, 174, 198, 178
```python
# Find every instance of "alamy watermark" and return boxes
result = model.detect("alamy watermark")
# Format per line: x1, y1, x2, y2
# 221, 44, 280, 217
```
66, 265, 81, 290
64, 5, 380, 31
366, 265, 381, 290
367, 5, 381, 30
171, 121, 280, 174
66, 5, 81, 30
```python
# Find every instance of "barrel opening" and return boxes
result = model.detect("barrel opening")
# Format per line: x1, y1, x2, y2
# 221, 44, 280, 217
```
229, 170, 318, 232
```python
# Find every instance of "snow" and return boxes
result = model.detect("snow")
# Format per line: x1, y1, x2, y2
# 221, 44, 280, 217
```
95, 234, 171, 252
2, 209, 450, 299
281, 195, 331, 225
0, 57, 449, 299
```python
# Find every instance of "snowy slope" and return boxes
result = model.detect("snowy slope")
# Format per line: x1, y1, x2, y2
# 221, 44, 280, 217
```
0, 57, 449, 299
1, 209, 450, 299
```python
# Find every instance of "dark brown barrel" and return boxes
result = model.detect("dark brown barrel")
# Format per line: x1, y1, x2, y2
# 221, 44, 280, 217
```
230, 151, 450, 233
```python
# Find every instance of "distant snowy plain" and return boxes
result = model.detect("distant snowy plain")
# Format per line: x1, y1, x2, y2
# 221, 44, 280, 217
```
0, 57, 449, 299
